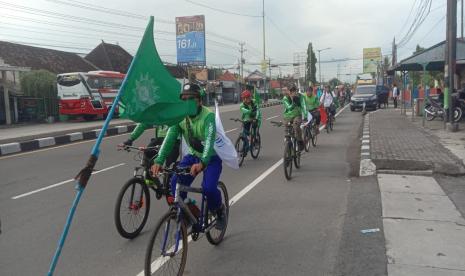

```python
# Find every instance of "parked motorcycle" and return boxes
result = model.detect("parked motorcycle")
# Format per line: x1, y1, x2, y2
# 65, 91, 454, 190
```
424, 96, 463, 122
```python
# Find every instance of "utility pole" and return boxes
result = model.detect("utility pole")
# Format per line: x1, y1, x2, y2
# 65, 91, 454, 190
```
445, 0, 457, 129
262, 0, 267, 98
239, 42, 246, 85
268, 58, 272, 99
462, 0, 464, 39
317, 47, 331, 86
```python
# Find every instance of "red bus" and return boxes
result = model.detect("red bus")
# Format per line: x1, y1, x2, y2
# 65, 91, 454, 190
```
57, 71, 125, 120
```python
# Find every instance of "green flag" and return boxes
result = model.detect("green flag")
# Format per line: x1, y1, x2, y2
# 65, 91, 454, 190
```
119, 16, 196, 126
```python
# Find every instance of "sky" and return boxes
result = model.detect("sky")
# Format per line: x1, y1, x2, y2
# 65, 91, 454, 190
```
0, 0, 458, 83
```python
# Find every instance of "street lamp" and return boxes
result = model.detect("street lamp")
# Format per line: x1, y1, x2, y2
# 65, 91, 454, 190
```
317, 47, 331, 86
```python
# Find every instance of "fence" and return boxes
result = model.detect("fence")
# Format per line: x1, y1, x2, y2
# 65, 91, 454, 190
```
16, 96, 59, 123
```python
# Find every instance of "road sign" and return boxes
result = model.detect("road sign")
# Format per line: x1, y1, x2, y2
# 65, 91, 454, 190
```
176, 15, 206, 66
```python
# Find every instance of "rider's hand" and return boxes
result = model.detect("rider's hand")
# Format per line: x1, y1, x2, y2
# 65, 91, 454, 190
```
190, 163, 204, 176
151, 163, 162, 176
118, 139, 133, 148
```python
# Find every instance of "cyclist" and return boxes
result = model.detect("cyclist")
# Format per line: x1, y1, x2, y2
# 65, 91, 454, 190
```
119, 124, 180, 178
320, 85, 335, 120
282, 86, 304, 151
239, 89, 260, 151
303, 87, 320, 133
151, 83, 226, 230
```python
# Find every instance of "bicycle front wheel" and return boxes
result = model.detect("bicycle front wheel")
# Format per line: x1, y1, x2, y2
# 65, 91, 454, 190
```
114, 178, 150, 239
145, 211, 188, 276
206, 181, 229, 245
329, 116, 334, 131
250, 132, 261, 159
304, 127, 311, 152
235, 136, 246, 167
283, 140, 293, 180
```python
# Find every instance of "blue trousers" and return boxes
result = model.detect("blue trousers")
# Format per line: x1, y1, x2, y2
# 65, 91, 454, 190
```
170, 154, 222, 211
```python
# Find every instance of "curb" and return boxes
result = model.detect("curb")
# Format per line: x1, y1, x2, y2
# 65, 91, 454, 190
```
359, 113, 376, 176
0, 101, 282, 156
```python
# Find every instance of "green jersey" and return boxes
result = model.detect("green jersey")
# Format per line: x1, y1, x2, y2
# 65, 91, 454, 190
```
155, 106, 216, 165
240, 101, 258, 121
303, 94, 319, 112
129, 123, 168, 141
282, 95, 302, 119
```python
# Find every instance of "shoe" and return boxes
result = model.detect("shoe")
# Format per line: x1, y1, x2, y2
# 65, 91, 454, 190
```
298, 141, 304, 151
215, 204, 227, 230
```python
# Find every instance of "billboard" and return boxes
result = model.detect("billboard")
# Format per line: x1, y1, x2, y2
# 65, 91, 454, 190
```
175, 15, 206, 66
363, 47, 382, 73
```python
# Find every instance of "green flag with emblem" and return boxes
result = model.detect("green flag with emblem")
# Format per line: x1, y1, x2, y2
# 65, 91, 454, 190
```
119, 16, 196, 126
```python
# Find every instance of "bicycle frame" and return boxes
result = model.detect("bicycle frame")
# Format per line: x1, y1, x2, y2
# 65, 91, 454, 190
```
160, 180, 218, 256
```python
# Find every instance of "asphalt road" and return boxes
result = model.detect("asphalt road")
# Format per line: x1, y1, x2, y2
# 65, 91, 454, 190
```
0, 105, 362, 275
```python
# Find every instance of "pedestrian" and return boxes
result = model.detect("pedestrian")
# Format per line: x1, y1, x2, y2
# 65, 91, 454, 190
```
392, 83, 399, 108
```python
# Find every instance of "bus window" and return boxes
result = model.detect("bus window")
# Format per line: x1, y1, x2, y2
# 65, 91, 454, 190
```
57, 75, 81, 87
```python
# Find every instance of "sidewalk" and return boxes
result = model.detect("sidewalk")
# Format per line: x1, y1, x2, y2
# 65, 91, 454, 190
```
368, 108, 465, 175
378, 173, 465, 275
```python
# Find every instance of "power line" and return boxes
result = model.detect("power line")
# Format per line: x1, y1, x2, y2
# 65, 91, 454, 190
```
266, 17, 301, 49
184, 0, 261, 18
47, 0, 244, 43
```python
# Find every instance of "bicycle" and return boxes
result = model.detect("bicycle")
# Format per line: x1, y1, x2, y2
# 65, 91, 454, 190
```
114, 145, 171, 239
325, 107, 335, 133
231, 118, 261, 167
271, 121, 301, 180
144, 165, 229, 276
302, 116, 318, 152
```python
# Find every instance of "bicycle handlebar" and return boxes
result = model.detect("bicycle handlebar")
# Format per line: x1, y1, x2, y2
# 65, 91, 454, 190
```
158, 165, 192, 176
117, 145, 160, 152
230, 118, 244, 123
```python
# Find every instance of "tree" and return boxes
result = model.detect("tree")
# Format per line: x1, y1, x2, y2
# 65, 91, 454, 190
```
305, 42, 317, 86
20, 70, 57, 98
20, 70, 58, 119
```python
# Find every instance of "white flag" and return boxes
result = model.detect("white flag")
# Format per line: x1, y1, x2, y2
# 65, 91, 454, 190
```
214, 101, 239, 169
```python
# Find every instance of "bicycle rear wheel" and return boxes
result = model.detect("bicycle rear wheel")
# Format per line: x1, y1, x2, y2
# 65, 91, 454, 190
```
206, 182, 229, 245
311, 125, 318, 147
235, 136, 246, 167
293, 139, 301, 169
250, 132, 261, 159
145, 211, 188, 276
114, 178, 150, 239
283, 140, 293, 180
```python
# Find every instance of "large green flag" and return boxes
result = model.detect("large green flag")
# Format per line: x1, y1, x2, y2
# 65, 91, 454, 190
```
119, 16, 196, 126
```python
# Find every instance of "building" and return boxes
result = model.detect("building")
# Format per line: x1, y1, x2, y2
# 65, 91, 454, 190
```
85, 41, 132, 73
217, 70, 239, 104
0, 40, 189, 125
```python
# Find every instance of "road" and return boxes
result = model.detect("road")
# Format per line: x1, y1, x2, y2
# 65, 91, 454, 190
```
0, 105, 362, 275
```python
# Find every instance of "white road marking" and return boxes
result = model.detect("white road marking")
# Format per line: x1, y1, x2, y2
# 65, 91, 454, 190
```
225, 128, 238, 133
138, 106, 348, 276
11, 163, 126, 199
266, 115, 280, 121
0, 133, 129, 160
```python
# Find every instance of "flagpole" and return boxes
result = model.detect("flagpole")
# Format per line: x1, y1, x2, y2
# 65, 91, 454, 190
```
47, 16, 153, 276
